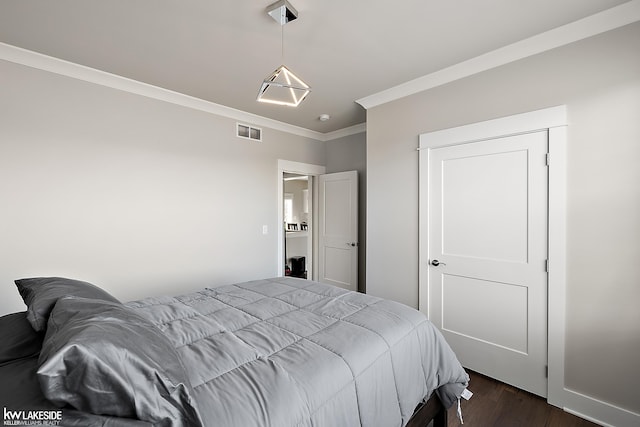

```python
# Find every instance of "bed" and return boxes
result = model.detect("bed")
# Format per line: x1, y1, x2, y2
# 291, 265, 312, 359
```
1, 276, 469, 427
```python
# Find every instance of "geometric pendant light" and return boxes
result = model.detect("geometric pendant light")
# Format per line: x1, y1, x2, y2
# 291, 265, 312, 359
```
257, 0, 310, 107
257, 65, 310, 107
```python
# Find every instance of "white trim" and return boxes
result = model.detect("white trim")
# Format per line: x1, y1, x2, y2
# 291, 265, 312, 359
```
419, 105, 568, 411
357, 1, 640, 109
0, 42, 364, 142
277, 160, 326, 278
419, 106, 567, 148
277, 160, 326, 176
546, 125, 568, 410
320, 122, 367, 141
563, 388, 640, 427
417, 147, 431, 318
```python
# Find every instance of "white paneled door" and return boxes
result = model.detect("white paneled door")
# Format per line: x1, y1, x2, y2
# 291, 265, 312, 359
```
318, 171, 358, 291
427, 131, 549, 397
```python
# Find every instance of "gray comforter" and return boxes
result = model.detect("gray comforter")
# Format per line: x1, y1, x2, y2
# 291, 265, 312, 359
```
124, 277, 469, 427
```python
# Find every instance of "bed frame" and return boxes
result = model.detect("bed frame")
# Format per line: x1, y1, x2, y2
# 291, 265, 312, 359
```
407, 394, 448, 427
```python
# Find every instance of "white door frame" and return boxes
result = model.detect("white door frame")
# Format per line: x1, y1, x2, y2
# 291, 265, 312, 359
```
418, 106, 567, 407
277, 160, 326, 278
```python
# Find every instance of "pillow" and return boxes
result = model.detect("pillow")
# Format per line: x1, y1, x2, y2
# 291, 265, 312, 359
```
0, 312, 43, 365
38, 296, 202, 427
15, 277, 120, 332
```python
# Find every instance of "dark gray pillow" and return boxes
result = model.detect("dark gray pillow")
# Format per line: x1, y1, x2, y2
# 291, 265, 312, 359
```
38, 296, 202, 427
0, 312, 43, 365
15, 277, 120, 332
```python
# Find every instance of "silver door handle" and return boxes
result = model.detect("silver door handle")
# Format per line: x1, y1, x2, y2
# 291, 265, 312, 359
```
346, 242, 358, 247
431, 259, 446, 266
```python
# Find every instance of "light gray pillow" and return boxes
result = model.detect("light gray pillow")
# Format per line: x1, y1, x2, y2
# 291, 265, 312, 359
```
15, 277, 120, 332
38, 296, 202, 427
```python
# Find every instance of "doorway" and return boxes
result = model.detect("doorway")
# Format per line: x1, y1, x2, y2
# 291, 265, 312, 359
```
283, 173, 312, 279
277, 160, 359, 291
277, 160, 326, 280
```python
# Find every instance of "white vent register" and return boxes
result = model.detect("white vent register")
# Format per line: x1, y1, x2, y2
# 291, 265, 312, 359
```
237, 123, 262, 141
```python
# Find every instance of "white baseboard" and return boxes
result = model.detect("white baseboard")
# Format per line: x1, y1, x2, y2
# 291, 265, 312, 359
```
562, 388, 640, 427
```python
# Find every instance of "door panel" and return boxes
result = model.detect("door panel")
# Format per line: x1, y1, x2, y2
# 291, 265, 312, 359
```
319, 171, 358, 291
323, 246, 352, 285
323, 180, 351, 236
442, 149, 528, 262
428, 131, 548, 397
442, 275, 528, 353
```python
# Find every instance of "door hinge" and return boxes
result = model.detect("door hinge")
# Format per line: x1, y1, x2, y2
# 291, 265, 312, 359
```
545, 365, 548, 378
545, 259, 549, 273
545, 153, 550, 166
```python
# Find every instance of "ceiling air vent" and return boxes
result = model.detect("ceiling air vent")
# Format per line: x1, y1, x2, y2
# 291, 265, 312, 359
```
237, 123, 262, 142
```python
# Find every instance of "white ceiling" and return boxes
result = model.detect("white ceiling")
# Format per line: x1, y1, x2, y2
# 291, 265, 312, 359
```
0, 0, 632, 134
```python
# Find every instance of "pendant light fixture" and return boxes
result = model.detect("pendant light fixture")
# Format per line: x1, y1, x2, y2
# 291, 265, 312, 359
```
257, 0, 310, 107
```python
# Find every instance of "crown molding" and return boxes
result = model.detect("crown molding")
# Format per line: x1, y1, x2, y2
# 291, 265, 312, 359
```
356, 0, 640, 110
0, 42, 343, 141
319, 122, 367, 141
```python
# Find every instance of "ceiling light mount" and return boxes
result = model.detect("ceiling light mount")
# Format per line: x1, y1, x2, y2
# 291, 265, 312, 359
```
257, 0, 310, 107
267, 0, 298, 25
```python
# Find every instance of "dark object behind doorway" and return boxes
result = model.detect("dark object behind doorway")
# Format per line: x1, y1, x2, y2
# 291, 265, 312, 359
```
290, 256, 305, 278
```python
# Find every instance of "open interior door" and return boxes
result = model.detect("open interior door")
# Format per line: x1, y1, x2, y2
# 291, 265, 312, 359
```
318, 171, 358, 291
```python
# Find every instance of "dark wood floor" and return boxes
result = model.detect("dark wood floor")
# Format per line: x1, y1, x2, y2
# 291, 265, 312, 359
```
446, 371, 600, 427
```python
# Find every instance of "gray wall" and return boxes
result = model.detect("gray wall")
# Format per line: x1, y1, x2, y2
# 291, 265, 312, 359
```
0, 58, 325, 315
325, 132, 367, 292
365, 23, 640, 414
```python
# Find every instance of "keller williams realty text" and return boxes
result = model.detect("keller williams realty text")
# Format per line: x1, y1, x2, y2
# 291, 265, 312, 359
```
3, 408, 63, 426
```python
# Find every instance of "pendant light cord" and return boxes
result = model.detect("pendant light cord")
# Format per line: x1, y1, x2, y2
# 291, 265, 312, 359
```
281, 16, 285, 64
